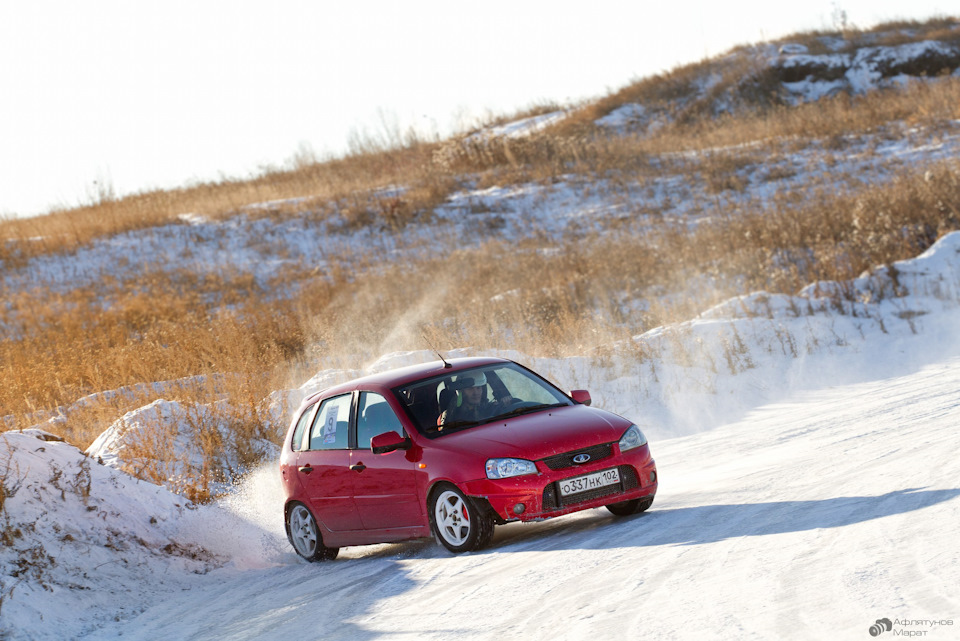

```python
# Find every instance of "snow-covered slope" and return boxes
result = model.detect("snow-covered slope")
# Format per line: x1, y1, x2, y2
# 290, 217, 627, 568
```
0, 430, 222, 638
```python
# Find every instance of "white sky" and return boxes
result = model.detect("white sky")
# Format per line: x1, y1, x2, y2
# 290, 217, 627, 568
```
0, 0, 953, 218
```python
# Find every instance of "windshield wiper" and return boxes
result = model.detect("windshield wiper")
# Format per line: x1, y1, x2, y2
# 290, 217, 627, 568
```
435, 403, 565, 433
436, 418, 483, 432
494, 402, 565, 420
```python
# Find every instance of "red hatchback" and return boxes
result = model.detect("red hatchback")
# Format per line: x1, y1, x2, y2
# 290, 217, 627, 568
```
280, 357, 658, 559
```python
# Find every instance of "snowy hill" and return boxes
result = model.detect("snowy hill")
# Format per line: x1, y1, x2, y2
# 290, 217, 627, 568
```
0, 430, 221, 637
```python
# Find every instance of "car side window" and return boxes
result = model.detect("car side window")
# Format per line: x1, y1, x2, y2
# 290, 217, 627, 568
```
308, 394, 352, 450
291, 401, 317, 451
357, 392, 403, 450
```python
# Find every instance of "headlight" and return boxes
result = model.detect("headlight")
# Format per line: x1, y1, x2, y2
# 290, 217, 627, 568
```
485, 458, 538, 479
618, 424, 648, 452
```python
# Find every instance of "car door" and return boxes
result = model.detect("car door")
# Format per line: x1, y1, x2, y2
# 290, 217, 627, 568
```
295, 393, 363, 532
351, 391, 423, 530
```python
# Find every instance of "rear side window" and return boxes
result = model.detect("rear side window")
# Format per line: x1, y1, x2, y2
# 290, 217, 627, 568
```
309, 394, 352, 450
291, 401, 317, 451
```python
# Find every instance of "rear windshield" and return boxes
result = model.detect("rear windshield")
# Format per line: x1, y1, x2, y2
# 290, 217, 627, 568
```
393, 362, 572, 438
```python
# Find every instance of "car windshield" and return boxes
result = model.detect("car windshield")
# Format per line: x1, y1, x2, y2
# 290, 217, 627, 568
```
394, 362, 573, 437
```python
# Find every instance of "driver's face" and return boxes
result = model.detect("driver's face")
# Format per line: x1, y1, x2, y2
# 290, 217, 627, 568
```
462, 385, 483, 406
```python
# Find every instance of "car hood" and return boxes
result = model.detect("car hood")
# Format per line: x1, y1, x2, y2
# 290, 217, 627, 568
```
430, 404, 630, 460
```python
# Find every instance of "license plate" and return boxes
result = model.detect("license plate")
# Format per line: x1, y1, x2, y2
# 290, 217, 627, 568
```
558, 468, 621, 497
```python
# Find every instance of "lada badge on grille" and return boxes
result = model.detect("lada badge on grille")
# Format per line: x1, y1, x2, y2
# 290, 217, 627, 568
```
572, 453, 591, 464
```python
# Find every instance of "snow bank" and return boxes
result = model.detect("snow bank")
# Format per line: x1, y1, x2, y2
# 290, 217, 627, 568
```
0, 430, 218, 639
0, 430, 295, 640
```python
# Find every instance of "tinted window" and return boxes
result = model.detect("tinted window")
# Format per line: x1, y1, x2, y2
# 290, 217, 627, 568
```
291, 401, 317, 451
357, 392, 403, 449
395, 362, 571, 437
308, 394, 352, 450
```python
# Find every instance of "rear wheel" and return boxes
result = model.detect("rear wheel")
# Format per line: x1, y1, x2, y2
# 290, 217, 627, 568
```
606, 496, 654, 517
429, 484, 495, 553
287, 502, 339, 562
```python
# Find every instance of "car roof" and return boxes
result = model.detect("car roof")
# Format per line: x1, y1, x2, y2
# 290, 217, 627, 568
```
301, 356, 511, 405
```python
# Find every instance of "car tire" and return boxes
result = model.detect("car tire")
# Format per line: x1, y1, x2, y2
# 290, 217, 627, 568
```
287, 502, 340, 562
605, 496, 654, 517
429, 484, 495, 553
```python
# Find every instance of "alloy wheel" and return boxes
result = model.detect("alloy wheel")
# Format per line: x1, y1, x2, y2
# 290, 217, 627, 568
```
434, 489, 472, 546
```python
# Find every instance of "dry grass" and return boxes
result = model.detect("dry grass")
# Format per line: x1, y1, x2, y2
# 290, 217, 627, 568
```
754, 15, 960, 52
3, 17, 960, 499
434, 75, 960, 192
0, 269, 313, 447
0, 139, 451, 267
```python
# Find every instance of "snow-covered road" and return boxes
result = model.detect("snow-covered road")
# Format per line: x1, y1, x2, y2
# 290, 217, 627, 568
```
80, 355, 960, 641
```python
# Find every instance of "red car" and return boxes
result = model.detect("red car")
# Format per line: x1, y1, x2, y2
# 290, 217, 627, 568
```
280, 357, 658, 559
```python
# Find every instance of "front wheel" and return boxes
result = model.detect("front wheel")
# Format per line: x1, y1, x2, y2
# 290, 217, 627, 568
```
605, 496, 654, 517
429, 484, 495, 553
287, 502, 339, 562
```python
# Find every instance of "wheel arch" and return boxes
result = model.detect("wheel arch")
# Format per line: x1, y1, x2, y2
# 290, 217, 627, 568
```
284, 499, 338, 544
425, 480, 504, 526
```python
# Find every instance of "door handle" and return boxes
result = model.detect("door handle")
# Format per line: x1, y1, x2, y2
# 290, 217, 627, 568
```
349, 463, 367, 473
298, 465, 314, 475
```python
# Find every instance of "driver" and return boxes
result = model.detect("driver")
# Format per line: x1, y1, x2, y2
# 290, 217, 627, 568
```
439, 372, 513, 427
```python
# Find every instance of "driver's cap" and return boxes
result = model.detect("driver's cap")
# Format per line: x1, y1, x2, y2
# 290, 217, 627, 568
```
456, 372, 487, 388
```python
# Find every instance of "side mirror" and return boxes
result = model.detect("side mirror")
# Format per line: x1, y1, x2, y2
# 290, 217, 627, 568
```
371, 431, 411, 455
570, 390, 592, 406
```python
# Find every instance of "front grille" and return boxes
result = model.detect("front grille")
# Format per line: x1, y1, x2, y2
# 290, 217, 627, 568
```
540, 443, 613, 470
541, 465, 637, 511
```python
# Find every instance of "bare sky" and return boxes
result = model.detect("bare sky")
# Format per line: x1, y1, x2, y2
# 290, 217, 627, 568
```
0, 0, 953, 217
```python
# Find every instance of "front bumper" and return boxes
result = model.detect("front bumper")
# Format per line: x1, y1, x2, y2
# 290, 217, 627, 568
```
462, 444, 658, 522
